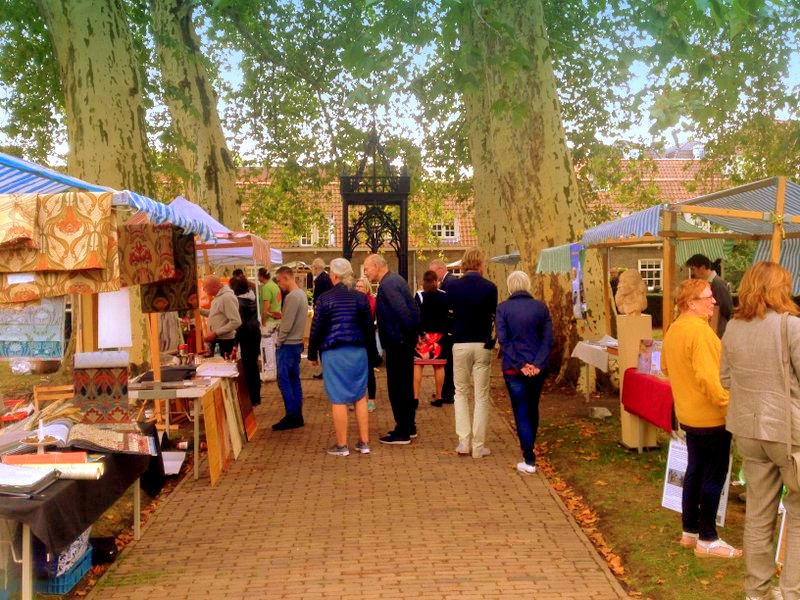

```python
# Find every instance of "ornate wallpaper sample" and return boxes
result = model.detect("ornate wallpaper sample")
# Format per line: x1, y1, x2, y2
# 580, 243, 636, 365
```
0, 297, 65, 360
118, 223, 176, 287
140, 228, 198, 313
0, 192, 114, 273
0, 194, 38, 249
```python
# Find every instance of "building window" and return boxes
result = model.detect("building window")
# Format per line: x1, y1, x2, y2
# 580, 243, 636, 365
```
638, 258, 662, 291
298, 229, 316, 247
432, 220, 458, 241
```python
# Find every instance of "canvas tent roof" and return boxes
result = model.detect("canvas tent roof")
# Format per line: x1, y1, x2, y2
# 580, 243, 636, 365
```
167, 196, 282, 267
0, 151, 214, 241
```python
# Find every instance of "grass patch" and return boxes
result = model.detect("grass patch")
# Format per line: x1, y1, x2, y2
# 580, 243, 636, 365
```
539, 413, 751, 600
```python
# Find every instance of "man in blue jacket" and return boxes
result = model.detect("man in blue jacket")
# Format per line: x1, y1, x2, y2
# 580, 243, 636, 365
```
364, 253, 421, 445
446, 247, 498, 459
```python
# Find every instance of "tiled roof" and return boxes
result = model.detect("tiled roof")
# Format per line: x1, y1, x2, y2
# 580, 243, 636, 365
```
237, 172, 477, 250
592, 159, 727, 214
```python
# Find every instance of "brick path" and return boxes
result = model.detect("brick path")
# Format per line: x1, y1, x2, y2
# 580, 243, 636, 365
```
90, 368, 628, 600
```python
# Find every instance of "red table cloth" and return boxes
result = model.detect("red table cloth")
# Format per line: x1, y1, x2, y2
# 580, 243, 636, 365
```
621, 368, 674, 433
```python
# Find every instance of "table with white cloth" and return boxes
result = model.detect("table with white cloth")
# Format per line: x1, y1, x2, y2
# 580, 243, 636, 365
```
571, 338, 618, 402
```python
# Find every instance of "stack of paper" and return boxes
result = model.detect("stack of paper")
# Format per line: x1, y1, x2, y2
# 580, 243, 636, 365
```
0, 463, 58, 496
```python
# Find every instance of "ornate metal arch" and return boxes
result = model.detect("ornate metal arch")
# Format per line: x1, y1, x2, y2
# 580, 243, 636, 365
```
340, 126, 411, 280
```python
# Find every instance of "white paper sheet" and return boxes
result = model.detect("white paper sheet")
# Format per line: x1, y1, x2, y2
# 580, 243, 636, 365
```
661, 437, 732, 527
98, 288, 133, 348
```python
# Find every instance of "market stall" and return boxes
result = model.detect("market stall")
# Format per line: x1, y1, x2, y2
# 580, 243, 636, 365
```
0, 152, 253, 597
581, 176, 800, 448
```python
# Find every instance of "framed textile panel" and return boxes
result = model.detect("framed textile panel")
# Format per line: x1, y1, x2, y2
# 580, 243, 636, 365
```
140, 228, 198, 313
0, 297, 65, 360
118, 222, 176, 287
0, 225, 120, 303
0, 194, 38, 249
0, 192, 115, 273
72, 366, 134, 425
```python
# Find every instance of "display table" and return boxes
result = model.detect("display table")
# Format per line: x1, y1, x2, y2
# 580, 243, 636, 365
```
621, 368, 674, 435
0, 453, 150, 600
571, 340, 618, 402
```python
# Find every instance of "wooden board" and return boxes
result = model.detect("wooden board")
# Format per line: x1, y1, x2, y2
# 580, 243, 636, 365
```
213, 386, 232, 471
235, 360, 258, 441
201, 388, 223, 487
221, 379, 243, 459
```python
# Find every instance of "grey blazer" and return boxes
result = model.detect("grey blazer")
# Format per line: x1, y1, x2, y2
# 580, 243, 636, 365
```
720, 310, 800, 445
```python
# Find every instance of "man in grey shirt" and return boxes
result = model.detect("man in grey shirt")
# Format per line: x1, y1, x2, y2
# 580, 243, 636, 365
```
201, 275, 242, 358
272, 265, 308, 430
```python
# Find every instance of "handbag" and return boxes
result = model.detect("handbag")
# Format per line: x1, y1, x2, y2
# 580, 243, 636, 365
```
780, 312, 800, 492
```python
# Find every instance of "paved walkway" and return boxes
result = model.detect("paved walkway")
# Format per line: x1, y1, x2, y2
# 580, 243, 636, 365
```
90, 369, 628, 600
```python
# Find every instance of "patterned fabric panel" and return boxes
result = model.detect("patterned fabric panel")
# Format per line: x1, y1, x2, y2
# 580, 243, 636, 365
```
0, 191, 114, 273
140, 228, 198, 313
0, 194, 38, 249
0, 225, 119, 303
0, 297, 65, 359
72, 366, 134, 425
118, 222, 176, 287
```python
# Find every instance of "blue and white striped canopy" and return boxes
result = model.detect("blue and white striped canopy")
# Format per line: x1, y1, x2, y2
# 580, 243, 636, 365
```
0, 151, 214, 240
754, 239, 800, 294
676, 178, 800, 236
582, 205, 664, 246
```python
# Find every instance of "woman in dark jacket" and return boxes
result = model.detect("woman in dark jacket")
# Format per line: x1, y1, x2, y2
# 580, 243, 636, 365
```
496, 270, 553, 474
230, 276, 262, 406
413, 270, 450, 407
308, 258, 379, 457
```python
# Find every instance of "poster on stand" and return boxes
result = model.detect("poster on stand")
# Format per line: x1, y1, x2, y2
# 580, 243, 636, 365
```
662, 437, 732, 526
569, 243, 586, 319
260, 326, 277, 382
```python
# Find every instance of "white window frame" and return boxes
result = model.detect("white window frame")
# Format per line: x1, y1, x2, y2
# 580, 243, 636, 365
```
431, 218, 459, 242
638, 258, 663, 291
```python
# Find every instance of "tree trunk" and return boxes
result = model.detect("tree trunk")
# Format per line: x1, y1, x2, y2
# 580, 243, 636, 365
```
459, 0, 606, 375
36, 0, 154, 367
151, 0, 241, 229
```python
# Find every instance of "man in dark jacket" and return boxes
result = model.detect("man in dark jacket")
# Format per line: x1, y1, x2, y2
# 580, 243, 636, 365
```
364, 253, 421, 445
429, 258, 456, 404
686, 254, 733, 338
311, 258, 333, 307
446, 247, 498, 459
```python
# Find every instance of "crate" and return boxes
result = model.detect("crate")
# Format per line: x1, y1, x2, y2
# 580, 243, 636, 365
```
35, 547, 92, 596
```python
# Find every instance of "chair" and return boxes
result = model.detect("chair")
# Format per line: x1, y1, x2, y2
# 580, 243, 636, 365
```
32, 384, 74, 412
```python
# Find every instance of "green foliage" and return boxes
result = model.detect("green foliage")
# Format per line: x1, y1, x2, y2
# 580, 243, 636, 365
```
0, 0, 63, 161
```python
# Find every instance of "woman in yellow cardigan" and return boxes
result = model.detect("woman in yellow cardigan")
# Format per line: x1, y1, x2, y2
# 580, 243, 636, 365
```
662, 278, 741, 559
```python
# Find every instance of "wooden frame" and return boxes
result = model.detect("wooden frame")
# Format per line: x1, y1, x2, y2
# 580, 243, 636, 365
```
587, 176, 795, 333
32, 384, 73, 412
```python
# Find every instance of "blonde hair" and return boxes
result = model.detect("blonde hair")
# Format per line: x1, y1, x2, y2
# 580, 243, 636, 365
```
355, 276, 372, 296
736, 261, 799, 321
461, 247, 485, 271
675, 279, 710, 314
507, 271, 531, 295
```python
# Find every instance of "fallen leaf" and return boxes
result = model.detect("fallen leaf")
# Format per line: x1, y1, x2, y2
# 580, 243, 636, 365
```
595, 480, 608, 486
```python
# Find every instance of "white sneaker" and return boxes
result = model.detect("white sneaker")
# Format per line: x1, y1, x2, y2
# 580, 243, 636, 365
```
456, 442, 470, 455
517, 462, 536, 474
472, 447, 491, 459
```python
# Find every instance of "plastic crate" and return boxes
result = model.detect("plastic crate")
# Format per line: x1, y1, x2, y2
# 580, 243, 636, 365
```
35, 547, 92, 596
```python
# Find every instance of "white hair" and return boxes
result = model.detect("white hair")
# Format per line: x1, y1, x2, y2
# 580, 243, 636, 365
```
329, 257, 355, 287
507, 270, 531, 295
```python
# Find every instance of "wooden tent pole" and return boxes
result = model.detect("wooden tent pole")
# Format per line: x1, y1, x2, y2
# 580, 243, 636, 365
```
147, 312, 163, 424
662, 210, 677, 332
771, 176, 787, 263
602, 248, 612, 334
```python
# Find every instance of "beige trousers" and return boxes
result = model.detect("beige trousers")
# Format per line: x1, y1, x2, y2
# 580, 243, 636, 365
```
453, 343, 493, 454
736, 436, 800, 600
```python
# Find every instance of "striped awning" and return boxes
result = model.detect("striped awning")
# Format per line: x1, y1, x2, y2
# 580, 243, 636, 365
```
536, 243, 581, 274
754, 239, 800, 294
0, 151, 214, 240
583, 205, 665, 246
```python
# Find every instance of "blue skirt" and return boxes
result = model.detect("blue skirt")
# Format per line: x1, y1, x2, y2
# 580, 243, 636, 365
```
321, 346, 368, 404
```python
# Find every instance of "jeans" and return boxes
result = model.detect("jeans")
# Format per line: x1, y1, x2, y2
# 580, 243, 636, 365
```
504, 372, 545, 465
384, 337, 416, 437
453, 343, 493, 453
682, 426, 731, 541
276, 343, 304, 418
736, 436, 800, 599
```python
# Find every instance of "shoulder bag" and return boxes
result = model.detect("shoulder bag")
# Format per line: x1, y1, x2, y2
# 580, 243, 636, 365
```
780, 312, 800, 492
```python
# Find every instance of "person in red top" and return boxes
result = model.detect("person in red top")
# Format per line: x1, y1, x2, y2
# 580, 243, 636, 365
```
355, 276, 378, 411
